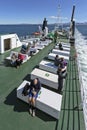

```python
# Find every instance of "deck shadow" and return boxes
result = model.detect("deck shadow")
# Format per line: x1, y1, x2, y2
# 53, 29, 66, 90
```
4, 88, 28, 112
32, 64, 39, 69
23, 74, 31, 81
36, 108, 56, 122
55, 120, 59, 130
43, 56, 48, 60
0, 60, 7, 67
4, 88, 56, 122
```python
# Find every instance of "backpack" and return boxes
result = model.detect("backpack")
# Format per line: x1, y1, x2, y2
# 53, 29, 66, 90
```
22, 83, 30, 96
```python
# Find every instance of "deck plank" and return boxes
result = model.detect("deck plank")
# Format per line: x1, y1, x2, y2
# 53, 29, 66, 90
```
57, 46, 85, 130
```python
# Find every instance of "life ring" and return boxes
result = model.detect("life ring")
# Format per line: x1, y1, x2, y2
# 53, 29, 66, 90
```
33, 32, 41, 35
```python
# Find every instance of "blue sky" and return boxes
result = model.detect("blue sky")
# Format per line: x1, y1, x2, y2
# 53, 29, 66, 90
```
0, 0, 87, 24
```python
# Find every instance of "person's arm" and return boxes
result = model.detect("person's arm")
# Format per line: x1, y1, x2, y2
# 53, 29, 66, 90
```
29, 81, 33, 90
36, 81, 41, 93
61, 66, 67, 72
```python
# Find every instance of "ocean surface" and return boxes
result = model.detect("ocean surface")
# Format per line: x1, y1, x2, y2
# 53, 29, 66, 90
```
76, 24, 87, 39
0, 24, 55, 37
0, 24, 87, 38
0, 24, 71, 38
75, 24, 87, 130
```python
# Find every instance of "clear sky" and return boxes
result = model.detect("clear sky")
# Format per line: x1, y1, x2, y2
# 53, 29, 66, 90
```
0, 0, 87, 24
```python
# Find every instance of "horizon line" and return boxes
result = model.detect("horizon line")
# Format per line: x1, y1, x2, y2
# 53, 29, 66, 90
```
0, 22, 86, 25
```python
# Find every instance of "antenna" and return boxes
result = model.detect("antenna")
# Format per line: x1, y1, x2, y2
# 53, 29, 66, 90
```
55, 4, 62, 31
69, 5, 75, 46
57, 4, 61, 29
71, 5, 75, 22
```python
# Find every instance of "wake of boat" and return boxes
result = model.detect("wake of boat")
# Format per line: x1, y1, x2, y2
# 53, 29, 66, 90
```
75, 28, 87, 130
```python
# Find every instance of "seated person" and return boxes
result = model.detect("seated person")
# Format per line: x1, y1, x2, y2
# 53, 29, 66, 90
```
29, 46, 37, 56
59, 42, 63, 50
59, 57, 67, 72
54, 55, 60, 66
26, 44, 31, 56
33, 41, 37, 47
28, 78, 41, 117
11, 53, 23, 68
11, 53, 17, 66
18, 53, 26, 62
20, 44, 27, 54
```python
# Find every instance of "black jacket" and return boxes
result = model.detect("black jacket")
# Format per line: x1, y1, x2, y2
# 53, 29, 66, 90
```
30, 79, 41, 93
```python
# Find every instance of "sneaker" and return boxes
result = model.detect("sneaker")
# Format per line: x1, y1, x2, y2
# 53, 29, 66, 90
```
29, 108, 32, 115
32, 110, 35, 117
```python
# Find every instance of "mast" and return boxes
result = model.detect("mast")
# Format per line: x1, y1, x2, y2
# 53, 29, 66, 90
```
70, 5, 75, 36
55, 4, 61, 30
57, 4, 61, 29
69, 5, 75, 46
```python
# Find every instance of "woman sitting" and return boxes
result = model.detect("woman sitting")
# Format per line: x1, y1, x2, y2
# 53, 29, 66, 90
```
59, 42, 63, 50
20, 44, 27, 54
11, 53, 23, 68
54, 55, 60, 66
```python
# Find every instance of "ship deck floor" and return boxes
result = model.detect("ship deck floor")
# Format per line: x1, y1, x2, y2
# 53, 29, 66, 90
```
0, 40, 85, 130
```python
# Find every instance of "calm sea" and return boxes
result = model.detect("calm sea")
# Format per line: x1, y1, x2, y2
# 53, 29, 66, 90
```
0, 24, 55, 37
0, 24, 87, 39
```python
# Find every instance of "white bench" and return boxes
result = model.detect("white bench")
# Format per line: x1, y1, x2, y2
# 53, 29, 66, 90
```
57, 43, 70, 48
55, 46, 70, 51
31, 50, 39, 55
35, 44, 45, 50
39, 60, 58, 74
39, 41, 50, 46
52, 49, 70, 56
31, 68, 58, 89
27, 48, 39, 56
5, 51, 31, 64
17, 80, 62, 119
48, 53, 69, 61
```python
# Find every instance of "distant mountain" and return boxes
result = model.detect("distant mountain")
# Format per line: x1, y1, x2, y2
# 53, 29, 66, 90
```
76, 22, 87, 25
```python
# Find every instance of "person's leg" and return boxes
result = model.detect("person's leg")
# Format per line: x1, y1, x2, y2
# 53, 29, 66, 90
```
32, 93, 38, 117
14, 60, 18, 68
19, 59, 23, 65
30, 51, 32, 56
32, 97, 36, 117
17, 60, 21, 66
28, 93, 33, 114
15, 60, 20, 68
58, 78, 63, 93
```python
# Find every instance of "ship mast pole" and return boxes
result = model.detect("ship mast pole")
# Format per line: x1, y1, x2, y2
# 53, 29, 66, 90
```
57, 4, 61, 30
69, 5, 75, 46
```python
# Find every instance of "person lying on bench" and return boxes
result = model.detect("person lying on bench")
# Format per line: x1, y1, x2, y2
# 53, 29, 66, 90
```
28, 78, 41, 117
54, 55, 61, 66
59, 42, 63, 50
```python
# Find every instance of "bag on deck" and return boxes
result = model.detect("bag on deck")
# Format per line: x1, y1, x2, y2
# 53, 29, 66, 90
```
22, 83, 30, 96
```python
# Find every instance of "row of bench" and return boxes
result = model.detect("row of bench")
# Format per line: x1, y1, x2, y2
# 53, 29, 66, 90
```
17, 42, 70, 119
5, 39, 52, 64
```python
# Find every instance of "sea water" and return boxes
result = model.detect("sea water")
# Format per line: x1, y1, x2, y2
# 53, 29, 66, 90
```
76, 25, 87, 130
75, 28, 87, 76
